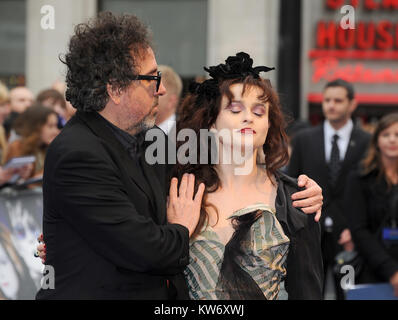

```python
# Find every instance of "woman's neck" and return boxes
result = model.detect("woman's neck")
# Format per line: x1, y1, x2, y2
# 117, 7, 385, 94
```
381, 155, 398, 184
215, 147, 264, 190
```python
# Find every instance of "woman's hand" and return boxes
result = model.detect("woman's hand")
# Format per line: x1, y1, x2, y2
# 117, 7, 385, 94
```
291, 174, 323, 222
0, 164, 34, 185
167, 174, 205, 237
17, 163, 34, 180
35, 233, 46, 264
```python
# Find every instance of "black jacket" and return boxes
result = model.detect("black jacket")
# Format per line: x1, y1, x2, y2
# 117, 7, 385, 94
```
345, 169, 398, 283
36, 111, 189, 300
288, 124, 371, 250
275, 171, 323, 299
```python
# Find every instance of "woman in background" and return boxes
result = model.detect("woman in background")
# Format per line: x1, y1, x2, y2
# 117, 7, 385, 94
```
0, 82, 32, 186
346, 113, 398, 296
5, 104, 60, 179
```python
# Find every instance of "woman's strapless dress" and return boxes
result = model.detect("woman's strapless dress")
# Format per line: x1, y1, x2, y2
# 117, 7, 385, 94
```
184, 203, 290, 300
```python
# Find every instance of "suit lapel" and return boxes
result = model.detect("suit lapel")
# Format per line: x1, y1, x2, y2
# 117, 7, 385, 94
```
142, 127, 172, 224
341, 127, 359, 167
76, 111, 156, 211
140, 158, 167, 224
334, 126, 359, 188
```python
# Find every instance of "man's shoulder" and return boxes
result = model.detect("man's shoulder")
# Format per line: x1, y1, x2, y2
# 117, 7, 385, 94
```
48, 115, 104, 157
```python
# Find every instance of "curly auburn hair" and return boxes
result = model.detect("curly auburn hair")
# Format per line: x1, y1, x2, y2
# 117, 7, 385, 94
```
61, 12, 152, 112
174, 76, 289, 238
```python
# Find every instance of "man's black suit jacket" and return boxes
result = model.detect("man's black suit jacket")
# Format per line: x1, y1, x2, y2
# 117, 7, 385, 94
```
287, 123, 371, 247
36, 111, 190, 300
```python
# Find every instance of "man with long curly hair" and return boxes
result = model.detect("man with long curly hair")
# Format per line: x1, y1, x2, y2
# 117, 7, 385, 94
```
36, 12, 203, 300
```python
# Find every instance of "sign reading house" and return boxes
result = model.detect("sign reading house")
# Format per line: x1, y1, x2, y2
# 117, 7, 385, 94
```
301, 0, 398, 114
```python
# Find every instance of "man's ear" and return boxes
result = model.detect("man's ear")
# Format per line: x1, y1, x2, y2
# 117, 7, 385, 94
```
106, 84, 121, 104
349, 98, 358, 113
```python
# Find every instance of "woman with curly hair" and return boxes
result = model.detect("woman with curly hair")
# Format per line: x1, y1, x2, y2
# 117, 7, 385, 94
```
172, 52, 323, 300
5, 105, 60, 179
345, 113, 398, 296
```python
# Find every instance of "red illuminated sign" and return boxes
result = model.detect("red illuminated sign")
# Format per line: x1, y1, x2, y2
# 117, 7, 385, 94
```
307, 0, 398, 104
317, 21, 398, 50
309, 49, 398, 59
326, 0, 398, 10
312, 57, 398, 82
308, 93, 398, 103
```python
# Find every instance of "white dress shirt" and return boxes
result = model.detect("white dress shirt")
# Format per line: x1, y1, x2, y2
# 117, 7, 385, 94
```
324, 119, 353, 162
157, 113, 176, 135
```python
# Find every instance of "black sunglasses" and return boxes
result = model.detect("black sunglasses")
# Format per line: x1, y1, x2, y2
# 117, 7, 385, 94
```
133, 71, 162, 93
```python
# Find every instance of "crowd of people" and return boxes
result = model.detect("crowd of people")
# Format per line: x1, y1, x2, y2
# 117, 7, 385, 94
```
0, 82, 75, 187
0, 12, 397, 300
287, 79, 398, 299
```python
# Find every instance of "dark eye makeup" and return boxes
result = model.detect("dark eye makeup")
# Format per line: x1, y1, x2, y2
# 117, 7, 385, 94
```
227, 102, 266, 116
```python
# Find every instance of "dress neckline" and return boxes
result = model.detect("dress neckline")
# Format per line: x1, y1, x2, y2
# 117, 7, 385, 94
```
229, 202, 276, 219
192, 202, 277, 245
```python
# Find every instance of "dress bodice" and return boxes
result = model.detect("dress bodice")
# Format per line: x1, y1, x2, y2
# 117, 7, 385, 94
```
184, 203, 290, 300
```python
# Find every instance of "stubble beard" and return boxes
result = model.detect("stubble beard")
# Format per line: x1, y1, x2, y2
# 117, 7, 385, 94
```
126, 99, 158, 136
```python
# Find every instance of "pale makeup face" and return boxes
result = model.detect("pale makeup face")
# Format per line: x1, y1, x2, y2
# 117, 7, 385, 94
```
212, 83, 269, 158
322, 86, 356, 125
41, 114, 60, 146
378, 122, 398, 161
117, 47, 166, 135
0, 244, 18, 300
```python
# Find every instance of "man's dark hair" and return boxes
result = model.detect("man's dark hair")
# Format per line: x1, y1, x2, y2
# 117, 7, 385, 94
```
324, 78, 355, 101
61, 12, 152, 112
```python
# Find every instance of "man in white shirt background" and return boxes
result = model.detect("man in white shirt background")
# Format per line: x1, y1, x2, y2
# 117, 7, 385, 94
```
155, 65, 182, 135
288, 79, 371, 299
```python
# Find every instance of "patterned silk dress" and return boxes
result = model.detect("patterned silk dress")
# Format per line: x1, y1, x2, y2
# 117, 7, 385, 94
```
184, 203, 290, 300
